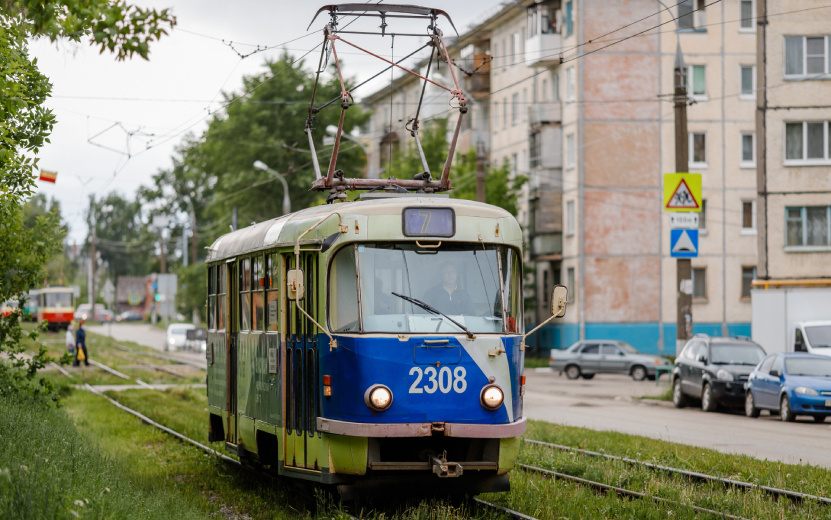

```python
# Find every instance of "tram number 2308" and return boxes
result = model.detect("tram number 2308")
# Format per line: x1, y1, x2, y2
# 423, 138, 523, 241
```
409, 366, 467, 394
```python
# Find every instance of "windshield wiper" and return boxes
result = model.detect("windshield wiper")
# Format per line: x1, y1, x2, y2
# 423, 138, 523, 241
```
391, 292, 475, 339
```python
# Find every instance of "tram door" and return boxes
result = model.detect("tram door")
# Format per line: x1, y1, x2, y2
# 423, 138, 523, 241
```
226, 261, 239, 445
283, 253, 320, 471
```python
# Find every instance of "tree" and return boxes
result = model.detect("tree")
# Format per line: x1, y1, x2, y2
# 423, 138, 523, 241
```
23, 194, 77, 286
0, 1, 175, 404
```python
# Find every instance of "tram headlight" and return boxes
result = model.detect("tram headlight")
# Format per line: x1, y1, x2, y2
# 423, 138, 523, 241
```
480, 384, 504, 410
364, 384, 393, 412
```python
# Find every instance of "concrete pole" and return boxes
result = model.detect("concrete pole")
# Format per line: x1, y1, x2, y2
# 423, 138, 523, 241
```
674, 44, 692, 355
89, 194, 96, 320
475, 140, 486, 203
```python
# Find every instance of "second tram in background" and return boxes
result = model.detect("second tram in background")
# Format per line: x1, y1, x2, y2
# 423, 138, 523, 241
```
37, 287, 75, 330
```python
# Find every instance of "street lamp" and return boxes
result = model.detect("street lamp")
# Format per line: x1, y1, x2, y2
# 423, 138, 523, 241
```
253, 160, 291, 215
325, 125, 374, 179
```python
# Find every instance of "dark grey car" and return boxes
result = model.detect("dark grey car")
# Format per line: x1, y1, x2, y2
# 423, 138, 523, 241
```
549, 340, 673, 381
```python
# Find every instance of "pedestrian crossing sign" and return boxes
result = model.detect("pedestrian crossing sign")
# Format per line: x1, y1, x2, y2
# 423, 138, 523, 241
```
663, 173, 702, 212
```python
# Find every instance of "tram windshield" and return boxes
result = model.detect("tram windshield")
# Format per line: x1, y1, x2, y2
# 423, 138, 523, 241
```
329, 243, 522, 334
44, 292, 73, 308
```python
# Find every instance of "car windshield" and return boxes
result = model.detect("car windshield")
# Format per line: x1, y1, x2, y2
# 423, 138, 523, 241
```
329, 243, 522, 334
786, 357, 831, 377
171, 327, 191, 335
805, 325, 831, 349
618, 342, 639, 354
710, 343, 766, 365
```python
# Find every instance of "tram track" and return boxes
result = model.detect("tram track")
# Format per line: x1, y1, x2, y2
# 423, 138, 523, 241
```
524, 438, 831, 506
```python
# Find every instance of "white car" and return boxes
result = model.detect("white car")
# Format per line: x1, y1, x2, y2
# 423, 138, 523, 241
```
164, 323, 195, 352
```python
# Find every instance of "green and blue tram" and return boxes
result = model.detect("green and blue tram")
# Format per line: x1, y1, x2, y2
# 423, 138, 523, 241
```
205, 195, 566, 497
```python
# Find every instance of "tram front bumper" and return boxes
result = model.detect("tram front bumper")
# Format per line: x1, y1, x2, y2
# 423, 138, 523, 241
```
316, 416, 526, 438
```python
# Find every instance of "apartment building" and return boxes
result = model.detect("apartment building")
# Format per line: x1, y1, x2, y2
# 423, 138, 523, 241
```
751, 0, 831, 351
363, 0, 762, 354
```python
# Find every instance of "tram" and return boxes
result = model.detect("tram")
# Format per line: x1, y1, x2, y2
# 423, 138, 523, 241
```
205, 4, 567, 497
37, 287, 75, 330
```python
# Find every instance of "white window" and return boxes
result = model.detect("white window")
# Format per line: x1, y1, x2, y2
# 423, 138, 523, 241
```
566, 67, 575, 101
786, 206, 831, 250
741, 266, 756, 299
503, 97, 508, 128
566, 133, 575, 169
687, 65, 706, 98
511, 153, 518, 175
566, 267, 575, 302
692, 267, 707, 299
512, 93, 519, 126
740, 65, 755, 99
689, 132, 707, 168
785, 36, 831, 78
785, 121, 831, 164
739, 0, 754, 31
566, 200, 575, 236
741, 200, 756, 234
678, 0, 706, 31
511, 32, 519, 65
740, 133, 755, 167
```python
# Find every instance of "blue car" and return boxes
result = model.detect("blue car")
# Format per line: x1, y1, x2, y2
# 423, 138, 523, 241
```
745, 353, 831, 422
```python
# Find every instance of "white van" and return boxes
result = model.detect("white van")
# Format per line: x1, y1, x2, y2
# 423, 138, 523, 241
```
794, 321, 831, 357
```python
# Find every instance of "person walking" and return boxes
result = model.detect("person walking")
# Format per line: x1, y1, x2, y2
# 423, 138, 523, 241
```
74, 320, 89, 367
65, 323, 75, 358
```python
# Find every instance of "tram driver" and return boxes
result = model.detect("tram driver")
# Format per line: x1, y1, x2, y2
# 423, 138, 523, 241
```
422, 262, 473, 316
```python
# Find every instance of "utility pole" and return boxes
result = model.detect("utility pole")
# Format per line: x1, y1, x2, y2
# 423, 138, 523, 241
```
89, 194, 97, 320
190, 205, 198, 265
475, 140, 486, 203
182, 226, 188, 267
674, 44, 692, 354
159, 226, 167, 274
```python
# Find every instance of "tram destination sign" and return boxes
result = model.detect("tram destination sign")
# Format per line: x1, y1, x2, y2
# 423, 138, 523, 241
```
402, 207, 455, 237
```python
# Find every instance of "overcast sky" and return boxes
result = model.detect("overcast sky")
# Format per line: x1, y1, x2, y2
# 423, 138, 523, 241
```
31, 0, 506, 245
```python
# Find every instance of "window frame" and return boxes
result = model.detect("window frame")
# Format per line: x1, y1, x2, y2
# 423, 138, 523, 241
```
783, 121, 831, 165
739, 0, 755, 32
739, 65, 756, 99
566, 133, 575, 169
566, 266, 575, 303
784, 35, 831, 79
692, 267, 707, 300
565, 67, 575, 102
566, 200, 575, 237
741, 199, 757, 235
740, 132, 755, 168
511, 92, 519, 126
689, 131, 708, 169
785, 205, 831, 252
741, 266, 756, 299
678, 0, 706, 32
687, 65, 706, 99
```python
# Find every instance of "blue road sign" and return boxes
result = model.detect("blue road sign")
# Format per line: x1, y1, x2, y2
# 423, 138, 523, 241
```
670, 229, 699, 258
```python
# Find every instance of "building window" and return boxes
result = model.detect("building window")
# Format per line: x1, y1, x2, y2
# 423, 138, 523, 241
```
740, 65, 755, 98
689, 132, 707, 168
566, 133, 575, 169
566, 67, 575, 101
678, 0, 706, 31
741, 266, 756, 299
511, 153, 518, 175
687, 65, 706, 97
511, 32, 519, 65
739, 0, 754, 31
566, 200, 575, 236
566, 267, 575, 302
785, 36, 831, 78
786, 206, 831, 249
785, 121, 830, 164
741, 133, 755, 167
522, 88, 528, 121
741, 200, 756, 234
699, 199, 707, 232
565, 1, 573, 37
692, 267, 707, 299
512, 93, 519, 126
530, 131, 541, 168
503, 97, 508, 128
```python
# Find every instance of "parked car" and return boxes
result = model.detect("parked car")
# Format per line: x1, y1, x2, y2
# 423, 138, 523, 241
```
117, 310, 143, 322
745, 353, 831, 422
74, 303, 92, 321
184, 328, 207, 352
672, 335, 766, 412
793, 321, 831, 357
164, 323, 195, 352
550, 340, 672, 381
74, 304, 113, 321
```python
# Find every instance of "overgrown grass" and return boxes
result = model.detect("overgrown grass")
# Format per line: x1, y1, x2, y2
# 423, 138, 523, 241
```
524, 356, 550, 369
641, 384, 673, 401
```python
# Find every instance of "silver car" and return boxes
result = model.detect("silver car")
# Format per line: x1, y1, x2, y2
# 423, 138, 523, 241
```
550, 340, 673, 381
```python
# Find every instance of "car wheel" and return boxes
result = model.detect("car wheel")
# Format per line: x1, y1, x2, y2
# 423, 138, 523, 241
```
701, 383, 718, 412
780, 395, 795, 422
565, 365, 581, 380
581, 373, 595, 380
672, 377, 688, 408
813, 415, 827, 423
745, 391, 760, 418
631, 365, 647, 381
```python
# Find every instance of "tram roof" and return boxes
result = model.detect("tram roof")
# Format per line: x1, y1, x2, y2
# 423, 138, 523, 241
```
206, 196, 519, 262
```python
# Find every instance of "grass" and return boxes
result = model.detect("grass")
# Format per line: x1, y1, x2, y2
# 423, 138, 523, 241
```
524, 356, 550, 369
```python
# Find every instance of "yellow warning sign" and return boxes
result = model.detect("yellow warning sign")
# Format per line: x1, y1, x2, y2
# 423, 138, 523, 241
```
663, 173, 702, 212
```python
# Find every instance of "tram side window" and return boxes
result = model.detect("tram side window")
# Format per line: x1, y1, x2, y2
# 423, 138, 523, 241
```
252, 256, 264, 331
500, 247, 523, 334
329, 245, 359, 333
208, 266, 216, 330
266, 254, 279, 332
239, 258, 251, 331
217, 266, 226, 330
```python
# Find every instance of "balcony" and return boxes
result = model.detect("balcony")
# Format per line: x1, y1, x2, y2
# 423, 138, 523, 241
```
460, 54, 491, 99
528, 103, 561, 128
529, 188, 563, 258
525, 32, 562, 67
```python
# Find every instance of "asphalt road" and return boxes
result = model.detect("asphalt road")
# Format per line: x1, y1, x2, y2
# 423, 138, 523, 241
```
524, 368, 831, 469
82, 324, 831, 468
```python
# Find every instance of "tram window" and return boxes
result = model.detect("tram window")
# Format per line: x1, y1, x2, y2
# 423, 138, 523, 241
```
329, 245, 359, 332
500, 247, 523, 334
217, 267, 226, 330
252, 256, 264, 331
266, 254, 279, 332
239, 258, 251, 331
207, 266, 216, 330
